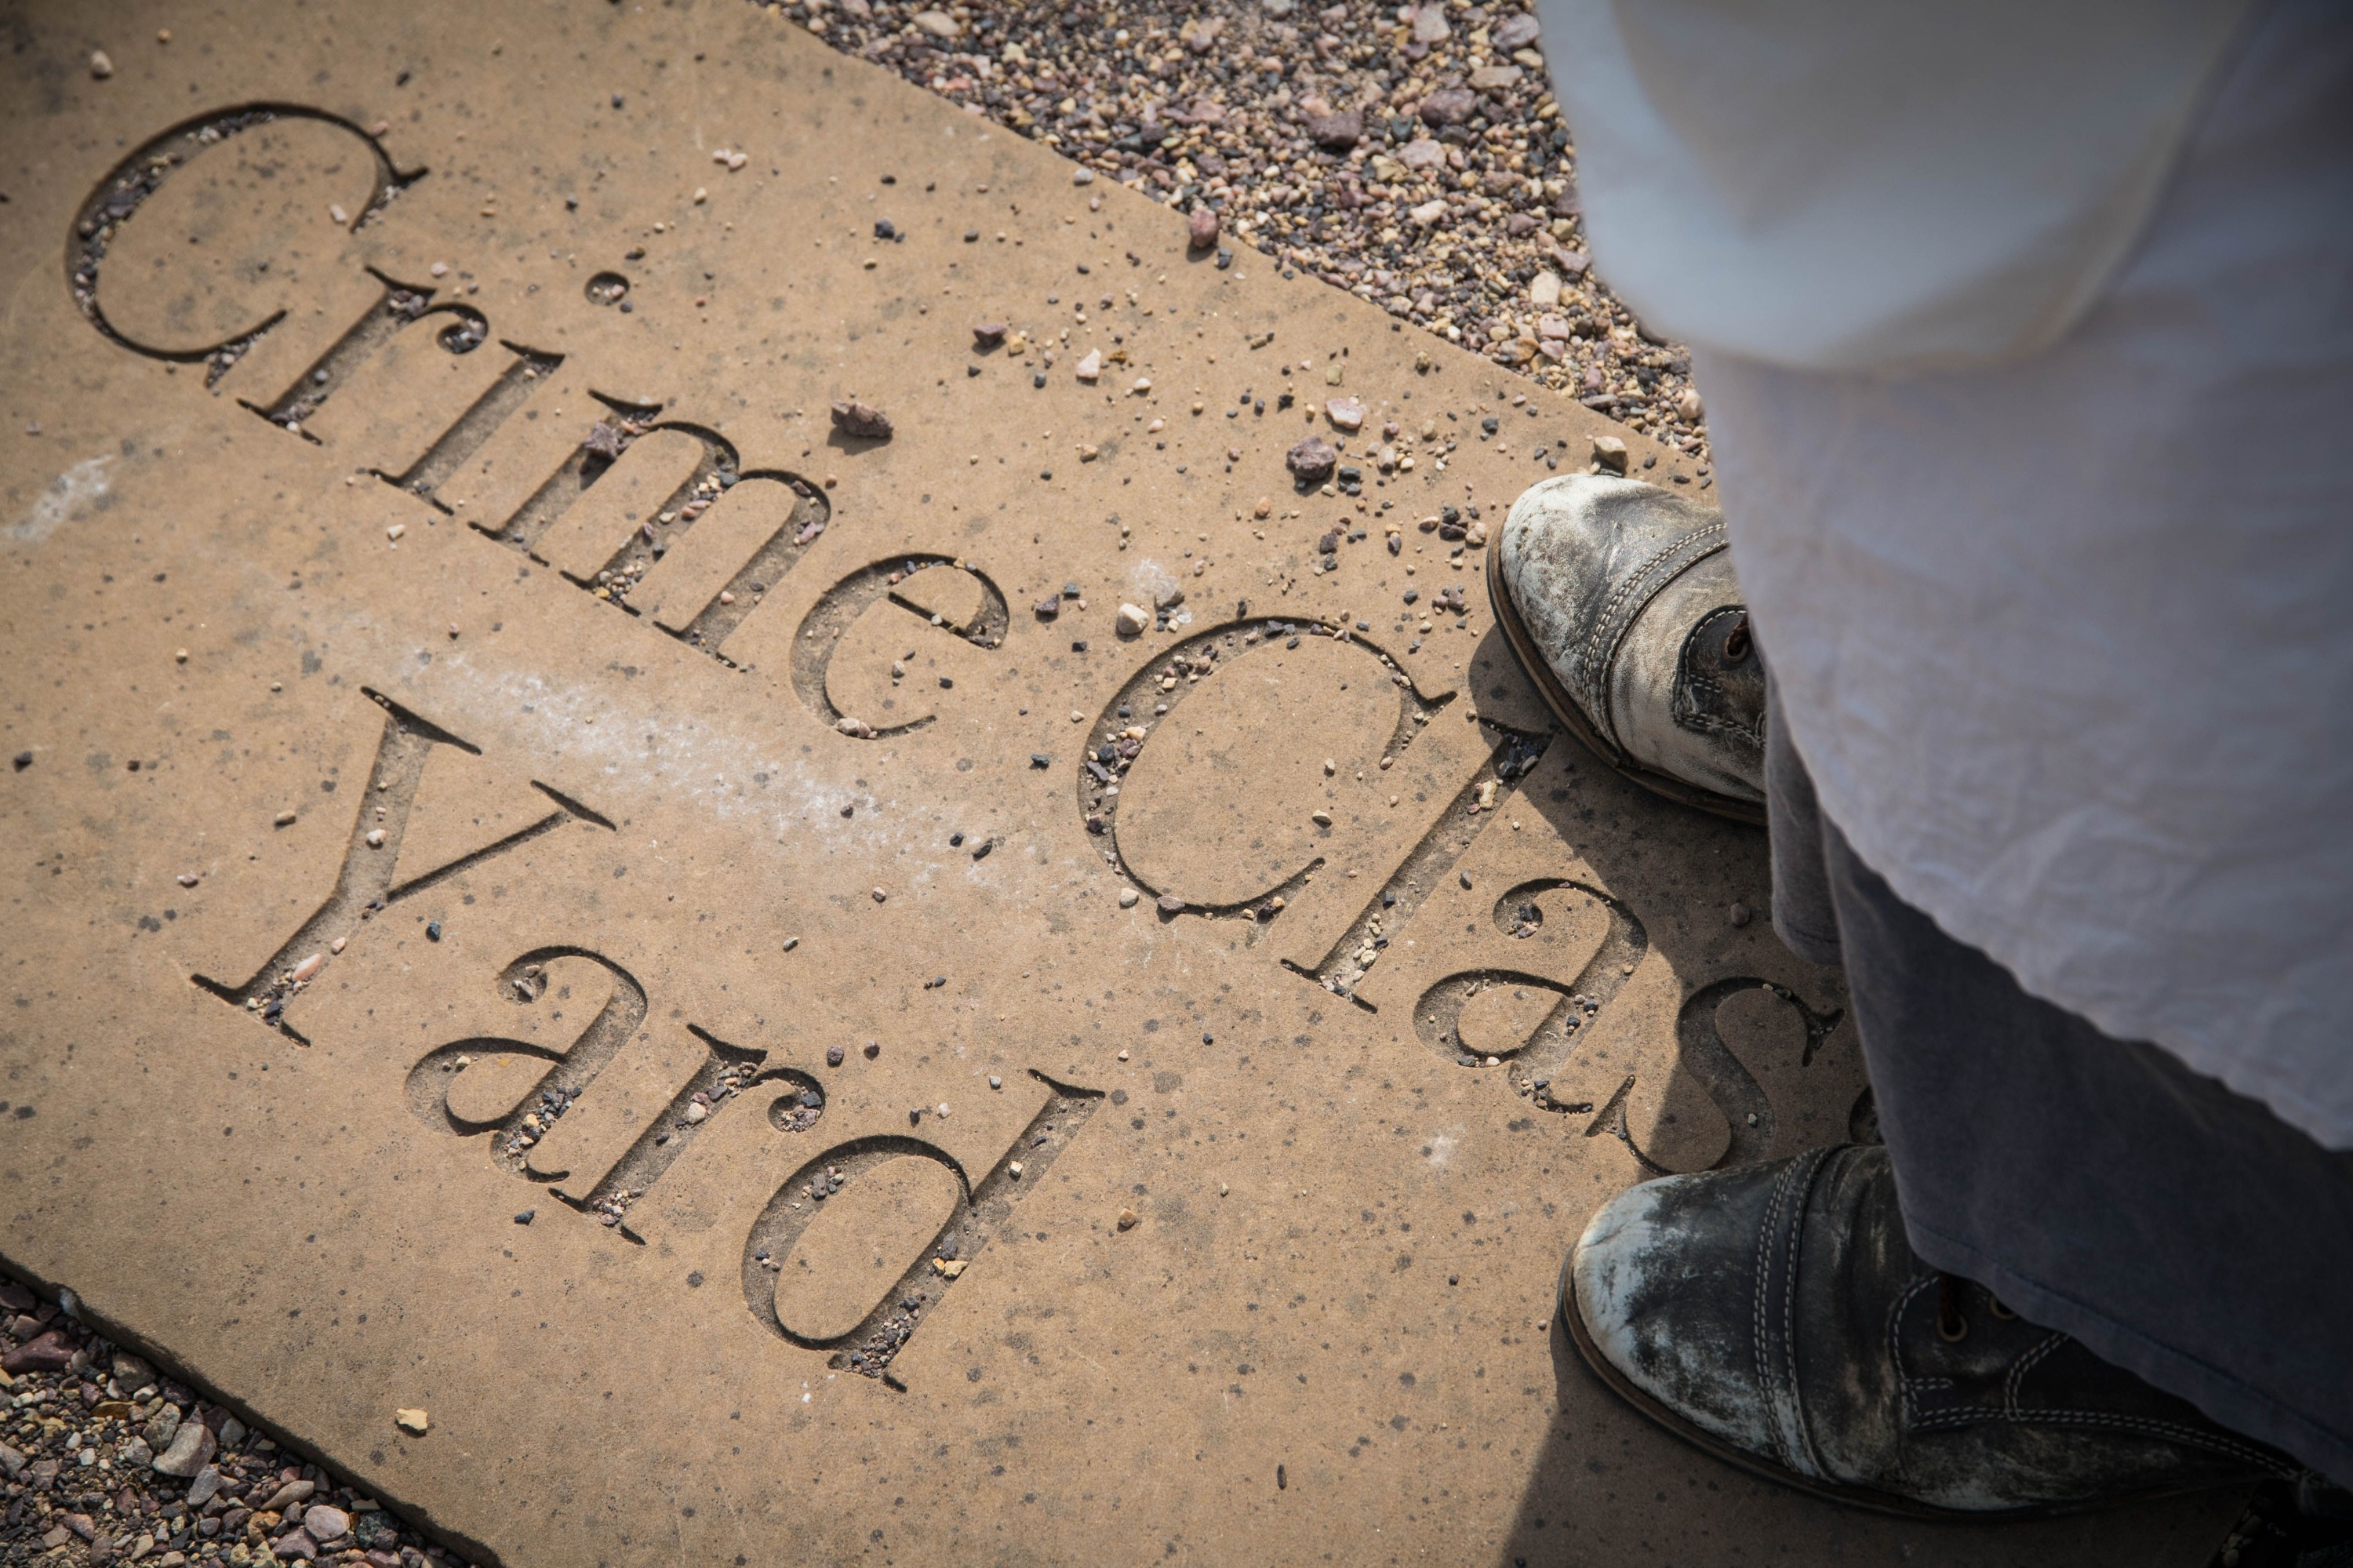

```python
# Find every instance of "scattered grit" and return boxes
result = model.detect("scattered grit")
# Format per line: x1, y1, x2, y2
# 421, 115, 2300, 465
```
754, 0, 1714, 460
0, 1286, 473, 1568
11, 13, 2339, 1568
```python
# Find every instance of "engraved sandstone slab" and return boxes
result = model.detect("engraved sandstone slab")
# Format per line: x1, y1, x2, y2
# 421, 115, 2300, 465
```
0, 5, 2230, 1565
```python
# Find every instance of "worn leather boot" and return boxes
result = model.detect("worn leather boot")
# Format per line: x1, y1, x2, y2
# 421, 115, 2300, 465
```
1491, 474, 1764, 821
1562, 1144, 2305, 1516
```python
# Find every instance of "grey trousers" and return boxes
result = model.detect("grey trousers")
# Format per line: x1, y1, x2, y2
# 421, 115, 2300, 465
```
1765, 711, 2353, 1488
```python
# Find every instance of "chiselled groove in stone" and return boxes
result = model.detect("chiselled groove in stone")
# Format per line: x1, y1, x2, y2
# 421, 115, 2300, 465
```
406, 1039, 565, 1134
1672, 977, 1845, 1170
1082, 618, 1448, 924
67, 104, 416, 374
529, 780, 617, 832
1583, 1073, 1649, 1162
533, 425, 717, 586
1292, 731, 1547, 991
479, 391, 667, 554
569, 420, 734, 593
561, 1026, 826, 1245
382, 808, 570, 900
669, 471, 835, 653
1409, 879, 1646, 1087
740, 1071, 1103, 1381
402, 947, 652, 1175
188, 691, 464, 1031
245, 271, 455, 436
190, 691, 616, 1035
386, 340, 567, 501
787, 557, 1011, 734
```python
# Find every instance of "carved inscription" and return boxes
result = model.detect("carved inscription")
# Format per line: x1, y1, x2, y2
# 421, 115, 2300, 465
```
73, 109, 835, 675
191, 693, 588, 1036
742, 1073, 1104, 1384
783, 556, 1011, 735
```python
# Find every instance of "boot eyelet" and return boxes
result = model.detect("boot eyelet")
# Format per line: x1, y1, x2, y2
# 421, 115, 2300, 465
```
1722, 615, 1751, 664
1988, 1297, 2019, 1321
1937, 1311, 1968, 1342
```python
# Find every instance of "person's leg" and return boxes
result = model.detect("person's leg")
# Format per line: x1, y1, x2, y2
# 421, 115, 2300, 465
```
1556, 685, 2351, 1513
1763, 671, 1841, 971
1817, 806, 2353, 1489
1494, 475, 2351, 1508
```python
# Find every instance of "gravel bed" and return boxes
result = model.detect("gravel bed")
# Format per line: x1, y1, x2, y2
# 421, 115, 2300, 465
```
758, 0, 1713, 460
1, 1285, 476, 1568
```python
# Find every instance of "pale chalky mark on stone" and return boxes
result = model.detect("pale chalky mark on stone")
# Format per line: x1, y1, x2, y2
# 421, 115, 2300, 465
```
531, 427, 704, 584
769, 1152, 964, 1343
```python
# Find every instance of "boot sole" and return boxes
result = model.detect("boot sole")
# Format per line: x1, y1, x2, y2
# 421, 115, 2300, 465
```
1555, 1245, 2249, 1522
1486, 538, 1766, 827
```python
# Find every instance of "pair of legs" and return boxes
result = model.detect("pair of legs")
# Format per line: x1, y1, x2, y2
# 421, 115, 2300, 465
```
1492, 476, 2353, 1515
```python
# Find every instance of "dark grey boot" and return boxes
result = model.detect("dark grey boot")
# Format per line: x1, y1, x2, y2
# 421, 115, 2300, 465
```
1563, 1144, 2305, 1517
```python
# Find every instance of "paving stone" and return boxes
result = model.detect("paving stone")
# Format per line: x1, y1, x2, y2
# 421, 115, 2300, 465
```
0, 5, 2235, 1567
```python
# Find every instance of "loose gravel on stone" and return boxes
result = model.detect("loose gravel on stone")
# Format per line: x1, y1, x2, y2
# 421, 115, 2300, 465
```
755, 0, 1713, 460
0, 1283, 478, 1568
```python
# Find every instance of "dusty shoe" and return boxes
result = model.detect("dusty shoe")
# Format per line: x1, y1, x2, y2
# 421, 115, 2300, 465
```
1562, 1144, 2300, 1517
1489, 475, 1763, 822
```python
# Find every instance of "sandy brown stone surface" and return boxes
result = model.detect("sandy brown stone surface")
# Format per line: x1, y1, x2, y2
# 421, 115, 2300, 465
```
762, 0, 1717, 459
0, 2, 2246, 1564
